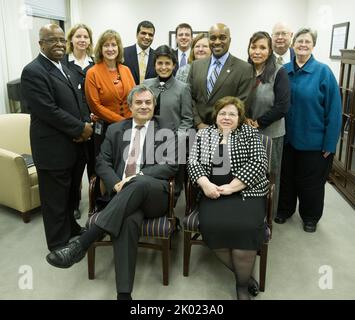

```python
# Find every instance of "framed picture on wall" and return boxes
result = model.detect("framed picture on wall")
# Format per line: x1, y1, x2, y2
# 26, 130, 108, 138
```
330, 22, 350, 59
169, 31, 208, 49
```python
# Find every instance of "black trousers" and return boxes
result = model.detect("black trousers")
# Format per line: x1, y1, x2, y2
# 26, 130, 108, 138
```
277, 144, 333, 223
95, 175, 169, 293
37, 154, 86, 251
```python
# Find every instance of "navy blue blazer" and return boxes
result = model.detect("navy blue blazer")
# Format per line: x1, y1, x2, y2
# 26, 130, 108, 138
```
123, 45, 156, 84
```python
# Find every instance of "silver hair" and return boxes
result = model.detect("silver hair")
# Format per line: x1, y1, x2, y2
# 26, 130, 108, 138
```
292, 27, 317, 46
127, 84, 157, 107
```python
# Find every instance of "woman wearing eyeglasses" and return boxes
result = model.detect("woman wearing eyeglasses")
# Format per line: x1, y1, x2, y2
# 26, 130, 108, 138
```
275, 28, 341, 233
85, 29, 135, 155
187, 96, 269, 300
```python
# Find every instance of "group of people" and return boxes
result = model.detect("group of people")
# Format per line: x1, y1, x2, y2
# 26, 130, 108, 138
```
20, 19, 341, 300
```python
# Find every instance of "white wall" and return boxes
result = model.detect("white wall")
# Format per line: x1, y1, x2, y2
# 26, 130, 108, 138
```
307, 0, 355, 80
79, 0, 308, 61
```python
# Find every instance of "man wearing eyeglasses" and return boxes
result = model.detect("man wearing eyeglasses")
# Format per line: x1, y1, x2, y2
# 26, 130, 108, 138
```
21, 24, 93, 252
271, 22, 295, 65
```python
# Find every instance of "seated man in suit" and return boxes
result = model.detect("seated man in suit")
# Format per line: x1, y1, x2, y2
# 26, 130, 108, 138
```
188, 23, 254, 129
124, 20, 157, 84
46, 84, 179, 300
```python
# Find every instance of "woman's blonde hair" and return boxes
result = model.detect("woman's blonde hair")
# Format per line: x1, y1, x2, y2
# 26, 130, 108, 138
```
66, 23, 93, 56
212, 96, 246, 128
94, 29, 124, 64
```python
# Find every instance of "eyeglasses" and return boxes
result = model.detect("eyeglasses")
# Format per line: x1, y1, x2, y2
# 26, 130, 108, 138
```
272, 32, 290, 38
41, 38, 67, 45
217, 112, 238, 118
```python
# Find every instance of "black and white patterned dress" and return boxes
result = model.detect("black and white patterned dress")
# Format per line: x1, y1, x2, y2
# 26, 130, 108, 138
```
188, 124, 268, 250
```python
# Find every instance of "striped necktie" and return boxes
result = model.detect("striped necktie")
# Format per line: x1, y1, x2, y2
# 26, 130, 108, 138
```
276, 55, 284, 65
125, 125, 144, 177
207, 60, 221, 98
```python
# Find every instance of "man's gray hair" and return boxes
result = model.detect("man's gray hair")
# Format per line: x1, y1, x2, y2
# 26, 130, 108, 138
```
292, 27, 317, 46
127, 84, 157, 106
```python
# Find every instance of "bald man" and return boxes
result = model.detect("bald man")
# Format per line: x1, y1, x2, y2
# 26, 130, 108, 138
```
271, 22, 295, 65
21, 24, 93, 251
188, 23, 254, 128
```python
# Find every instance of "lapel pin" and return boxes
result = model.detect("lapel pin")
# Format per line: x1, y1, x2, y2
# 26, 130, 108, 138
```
227, 69, 231, 73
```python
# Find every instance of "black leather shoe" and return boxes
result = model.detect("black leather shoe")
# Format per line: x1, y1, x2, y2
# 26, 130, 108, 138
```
303, 222, 317, 233
248, 277, 259, 297
117, 293, 132, 300
74, 209, 81, 220
46, 239, 86, 268
274, 216, 287, 224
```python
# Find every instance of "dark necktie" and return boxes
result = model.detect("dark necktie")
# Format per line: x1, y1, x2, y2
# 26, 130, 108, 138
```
155, 82, 166, 116
124, 125, 144, 177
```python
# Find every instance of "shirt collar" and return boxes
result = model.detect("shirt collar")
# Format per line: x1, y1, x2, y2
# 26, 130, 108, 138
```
211, 52, 229, 66
288, 54, 315, 74
68, 52, 93, 66
132, 119, 150, 130
40, 51, 63, 68
136, 44, 150, 55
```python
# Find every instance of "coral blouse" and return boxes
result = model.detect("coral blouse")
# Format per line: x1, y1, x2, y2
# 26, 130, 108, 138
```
85, 62, 135, 123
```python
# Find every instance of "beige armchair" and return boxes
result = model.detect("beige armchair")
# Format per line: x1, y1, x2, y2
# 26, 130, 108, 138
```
0, 113, 40, 222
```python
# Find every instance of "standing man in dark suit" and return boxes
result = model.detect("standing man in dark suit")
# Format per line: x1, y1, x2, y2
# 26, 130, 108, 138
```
188, 23, 254, 129
46, 84, 179, 300
21, 24, 93, 251
124, 21, 157, 84
174, 23, 193, 70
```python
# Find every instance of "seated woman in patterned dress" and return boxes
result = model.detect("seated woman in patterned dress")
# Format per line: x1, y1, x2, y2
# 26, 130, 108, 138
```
187, 96, 269, 300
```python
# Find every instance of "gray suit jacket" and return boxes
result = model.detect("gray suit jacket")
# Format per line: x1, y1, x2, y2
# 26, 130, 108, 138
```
188, 54, 254, 126
95, 117, 178, 194
143, 77, 193, 132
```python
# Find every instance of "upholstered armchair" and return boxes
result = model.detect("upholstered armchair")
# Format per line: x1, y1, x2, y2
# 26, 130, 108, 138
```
0, 113, 40, 222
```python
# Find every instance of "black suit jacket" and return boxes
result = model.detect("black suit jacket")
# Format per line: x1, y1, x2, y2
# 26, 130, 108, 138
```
95, 117, 178, 194
61, 54, 94, 108
123, 45, 156, 84
21, 54, 90, 170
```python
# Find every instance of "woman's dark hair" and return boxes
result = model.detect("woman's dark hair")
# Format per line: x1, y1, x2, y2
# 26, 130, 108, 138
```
212, 96, 246, 128
153, 45, 177, 65
247, 31, 276, 83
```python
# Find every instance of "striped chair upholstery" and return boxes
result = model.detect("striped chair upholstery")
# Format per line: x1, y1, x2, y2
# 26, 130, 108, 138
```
86, 175, 176, 285
183, 134, 274, 292
87, 211, 173, 239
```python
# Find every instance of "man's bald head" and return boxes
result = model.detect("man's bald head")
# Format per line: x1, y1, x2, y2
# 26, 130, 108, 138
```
208, 23, 231, 58
39, 24, 64, 40
209, 23, 231, 37
39, 24, 66, 62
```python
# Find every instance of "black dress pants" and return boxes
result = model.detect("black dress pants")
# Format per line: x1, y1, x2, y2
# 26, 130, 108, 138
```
37, 154, 86, 251
95, 175, 169, 293
277, 144, 333, 223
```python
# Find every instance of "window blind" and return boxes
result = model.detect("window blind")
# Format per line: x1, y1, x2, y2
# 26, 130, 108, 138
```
25, 0, 67, 21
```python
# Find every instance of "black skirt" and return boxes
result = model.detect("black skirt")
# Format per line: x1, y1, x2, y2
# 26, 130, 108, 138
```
198, 144, 266, 250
